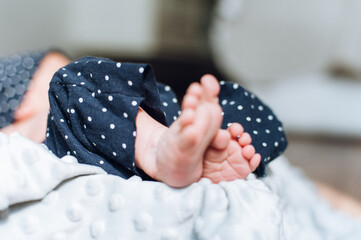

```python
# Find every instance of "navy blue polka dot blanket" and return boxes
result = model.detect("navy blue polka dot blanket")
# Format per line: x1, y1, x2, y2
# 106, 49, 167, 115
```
46, 56, 287, 178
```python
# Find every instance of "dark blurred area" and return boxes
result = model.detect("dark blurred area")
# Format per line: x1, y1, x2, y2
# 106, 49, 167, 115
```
111, 56, 223, 102
0, 0, 223, 100
75, 0, 224, 101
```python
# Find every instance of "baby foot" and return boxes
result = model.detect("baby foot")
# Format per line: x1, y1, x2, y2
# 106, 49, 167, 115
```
135, 75, 223, 187
202, 123, 261, 183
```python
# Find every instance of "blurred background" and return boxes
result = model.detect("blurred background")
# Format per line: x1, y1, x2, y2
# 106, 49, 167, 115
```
1, 0, 361, 200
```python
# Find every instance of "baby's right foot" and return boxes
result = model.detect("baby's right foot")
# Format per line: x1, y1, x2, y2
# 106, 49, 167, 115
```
135, 75, 223, 187
202, 123, 261, 183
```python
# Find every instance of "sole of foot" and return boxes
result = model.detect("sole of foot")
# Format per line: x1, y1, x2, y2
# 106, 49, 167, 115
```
202, 123, 261, 183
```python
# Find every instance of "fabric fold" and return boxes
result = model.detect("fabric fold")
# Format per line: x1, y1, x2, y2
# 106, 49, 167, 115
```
46, 57, 166, 179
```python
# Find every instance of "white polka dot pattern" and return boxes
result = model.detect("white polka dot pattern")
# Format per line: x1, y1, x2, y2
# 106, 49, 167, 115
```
218, 82, 287, 176
46, 56, 287, 180
46, 57, 168, 179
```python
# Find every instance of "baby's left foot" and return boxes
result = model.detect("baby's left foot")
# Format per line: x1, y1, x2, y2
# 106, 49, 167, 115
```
202, 123, 261, 183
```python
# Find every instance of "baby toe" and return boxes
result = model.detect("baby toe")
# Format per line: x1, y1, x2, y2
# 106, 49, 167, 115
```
182, 94, 199, 110
186, 82, 203, 99
249, 153, 261, 172
227, 123, 244, 139
178, 108, 195, 127
242, 145, 256, 160
238, 132, 252, 146
200, 74, 220, 99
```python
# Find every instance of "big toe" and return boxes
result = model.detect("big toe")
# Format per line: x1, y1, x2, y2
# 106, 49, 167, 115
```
210, 129, 231, 150
200, 74, 220, 99
227, 123, 244, 139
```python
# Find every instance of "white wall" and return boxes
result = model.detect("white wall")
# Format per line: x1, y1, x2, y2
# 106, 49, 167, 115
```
0, 0, 69, 56
211, 0, 345, 83
64, 0, 161, 57
210, 0, 361, 137
0, 0, 161, 58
